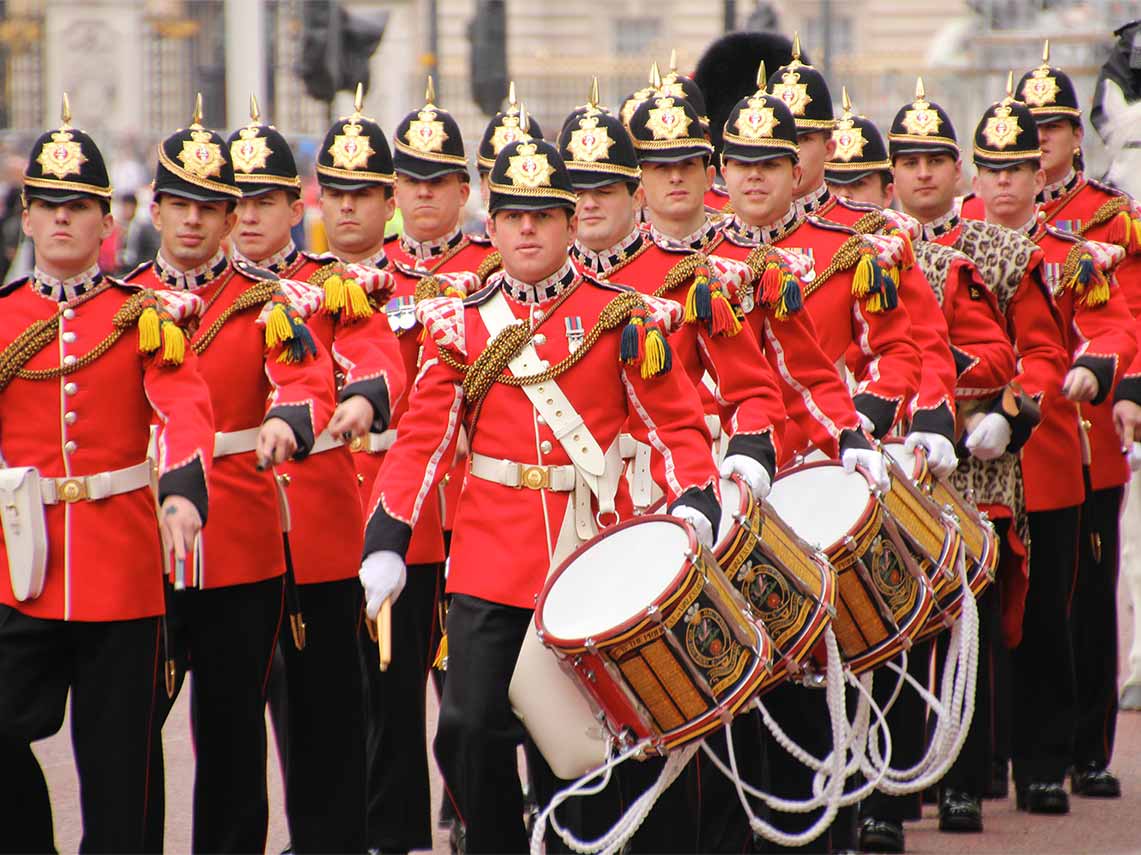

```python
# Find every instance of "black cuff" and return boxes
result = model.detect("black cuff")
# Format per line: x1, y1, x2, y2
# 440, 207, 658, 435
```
950, 345, 978, 379
839, 428, 873, 454
910, 402, 955, 442
157, 456, 208, 525
1115, 375, 1141, 406
362, 502, 413, 559
725, 432, 777, 480
340, 377, 392, 433
852, 393, 900, 439
986, 388, 1041, 454
265, 404, 315, 460
668, 484, 721, 541
1073, 354, 1115, 406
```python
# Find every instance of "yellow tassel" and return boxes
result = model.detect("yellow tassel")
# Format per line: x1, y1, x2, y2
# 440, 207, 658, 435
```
264, 303, 295, 349
432, 633, 448, 670
684, 280, 700, 323
344, 280, 374, 320
138, 306, 161, 354
642, 328, 667, 379
851, 255, 873, 297
161, 321, 186, 365
1085, 276, 1111, 307
323, 274, 346, 313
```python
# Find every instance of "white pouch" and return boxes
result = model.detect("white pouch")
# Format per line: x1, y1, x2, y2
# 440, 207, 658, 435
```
0, 467, 48, 601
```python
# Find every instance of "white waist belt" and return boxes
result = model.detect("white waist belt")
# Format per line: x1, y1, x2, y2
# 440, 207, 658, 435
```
311, 429, 344, 455
705, 413, 722, 440
41, 460, 153, 505
214, 428, 260, 457
469, 452, 576, 492
348, 429, 396, 454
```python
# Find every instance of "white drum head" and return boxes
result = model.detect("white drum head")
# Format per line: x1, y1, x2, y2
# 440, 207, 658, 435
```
884, 442, 917, 475
541, 519, 690, 640
768, 464, 870, 551
716, 478, 742, 546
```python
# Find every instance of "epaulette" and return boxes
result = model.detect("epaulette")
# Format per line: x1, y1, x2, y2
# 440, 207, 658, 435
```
232, 257, 279, 282
804, 223, 899, 313
805, 215, 858, 236
462, 279, 500, 307
416, 295, 468, 357
415, 271, 478, 304
300, 249, 338, 265
258, 280, 321, 363
135, 288, 192, 366
468, 230, 493, 246
834, 196, 880, 214
123, 259, 154, 281
308, 261, 376, 323
654, 253, 743, 337
1086, 177, 1128, 198
0, 276, 29, 299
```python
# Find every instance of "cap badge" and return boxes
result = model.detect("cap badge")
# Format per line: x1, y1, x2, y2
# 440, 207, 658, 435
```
36, 129, 87, 180
406, 108, 449, 153
490, 115, 529, 155
178, 129, 226, 179
329, 122, 375, 171
832, 122, 868, 162
771, 69, 812, 116
566, 116, 615, 162
620, 88, 653, 128
659, 79, 686, 99
982, 104, 1021, 149
505, 142, 556, 188
645, 97, 692, 140
1021, 69, 1061, 108
901, 98, 942, 137
734, 96, 778, 140
230, 126, 272, 174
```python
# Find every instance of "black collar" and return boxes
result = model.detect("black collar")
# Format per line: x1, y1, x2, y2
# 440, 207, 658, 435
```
154, 249, 229, 290
497, 259, 578, 303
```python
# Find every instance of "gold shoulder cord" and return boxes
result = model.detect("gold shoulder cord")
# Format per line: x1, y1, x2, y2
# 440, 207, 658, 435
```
475, 251, 503, 283
191, 279, 279, 355
653, 253, 707, 297
1080, 194, 1129, 235
851, 211, 889, 236
801, 233, 866, 300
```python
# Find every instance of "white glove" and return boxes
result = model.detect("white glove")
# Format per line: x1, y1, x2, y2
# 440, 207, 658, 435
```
1129, 442, 1141, 472
842, 447, 891, 492
857, 411, 875, 434
671, 504, 715, 549
359, 551, 408, 619
905, 431, 958, 478
719, 454, 772, 500
964, 412, 1012, 461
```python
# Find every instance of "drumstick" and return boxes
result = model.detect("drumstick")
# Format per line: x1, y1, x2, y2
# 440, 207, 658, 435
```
377, 598, 392, 671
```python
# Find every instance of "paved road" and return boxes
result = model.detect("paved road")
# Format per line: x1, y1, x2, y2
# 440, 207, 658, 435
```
34, 582, 1141, 854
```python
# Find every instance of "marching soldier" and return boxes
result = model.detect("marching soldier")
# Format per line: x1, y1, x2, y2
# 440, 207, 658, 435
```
129, 97, 335, 852
476, 82, 544, 212
225, 100, 405, 852
0, 100, 214, 852
358, 138, 721, 853
1016, 44, 1141, 797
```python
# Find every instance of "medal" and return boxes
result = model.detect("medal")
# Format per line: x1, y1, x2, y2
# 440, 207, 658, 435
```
564, 316, 584, 353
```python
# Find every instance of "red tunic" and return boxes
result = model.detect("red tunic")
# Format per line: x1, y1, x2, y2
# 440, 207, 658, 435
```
128, 260, 335, 588
704, 185, 732, 214
0, 278, 215, 621
364, 270, 718, 609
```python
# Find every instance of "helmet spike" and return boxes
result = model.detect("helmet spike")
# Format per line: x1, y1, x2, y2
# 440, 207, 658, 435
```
841, 85, 852, 115
589, 76, 599, 108
520, 102, 530, 134
792, 31, 801, 61
915, 76, 926, 101
249, 93, 260, 123
650, 60, 662, 90
61, 92, 71, 128
669, 48, 678, 74
508, 80, 517, 108
425, 75, 436, 105
353, 82, 364, 115
191, 92, 203, 127
756, 60, 767, 92
1005, 70, 1014, 99
1043, 39, 1050, 64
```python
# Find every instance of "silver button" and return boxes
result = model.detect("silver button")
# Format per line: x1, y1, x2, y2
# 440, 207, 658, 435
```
64, 382, 77, 395
64, 411, 77, 425
540, 440, 553, 454
62, 308, 75, 320
533, 334, 547, 346
63, 355, 77, 366
61, 332, 76, 343
536, 415, 546, 425
63, 440, 77, 454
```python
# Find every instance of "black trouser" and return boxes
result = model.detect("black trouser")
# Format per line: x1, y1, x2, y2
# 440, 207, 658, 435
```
0, 606, 164, 853
1073, 481, 1124, 768
434, 594, 532, 854
1012, 506, 1079, 787
276, 578, 368, 853
692, 709, 767, 852
360, 562, 444, 852
147, 575, 284, 853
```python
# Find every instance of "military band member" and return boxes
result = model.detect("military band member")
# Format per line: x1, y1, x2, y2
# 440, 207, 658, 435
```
226, 99, 404, 853
476, 82, 544, 212
128, 98, 335, 852
358, 139, 720, 853
1017, 45, 1141, 797
0, 101, 214, 852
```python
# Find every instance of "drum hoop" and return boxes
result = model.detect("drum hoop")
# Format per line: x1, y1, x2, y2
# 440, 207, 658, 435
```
771, 459, 879, 561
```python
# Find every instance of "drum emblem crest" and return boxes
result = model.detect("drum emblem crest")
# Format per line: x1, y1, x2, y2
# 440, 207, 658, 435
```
740, 563, 794, 635
685, 603, 731, 668
870, 537, 913, 612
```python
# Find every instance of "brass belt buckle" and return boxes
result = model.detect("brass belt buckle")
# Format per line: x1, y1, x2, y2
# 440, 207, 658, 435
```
58, 478, 87, 503
517, 464, 550, 491
349, 436, 367, 453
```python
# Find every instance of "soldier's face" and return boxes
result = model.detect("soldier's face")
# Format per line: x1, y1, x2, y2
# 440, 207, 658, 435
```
972, 162, 1046, 226
891, 152, 960, 220
233, 191, 305, 262
488, 208, 576, 283
395, 173, 470, 242
22, 197, 112, 279
827, 173, 893, 209
575, 182, 638, 251
150, 196, 236, 269
793, 131, 836, 197
1036, 119, 1083, 179
320, 185, 395, 261
722, 157, 800, 226
639, 157, 714, 222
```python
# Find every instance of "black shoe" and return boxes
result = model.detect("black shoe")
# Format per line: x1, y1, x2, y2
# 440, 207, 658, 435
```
1015, 781, 1070, 814
985, 759, 1009, 799
1071, 763, 1122, 797
859, 818, 905, 853
939, 789, 983, 832
448, 821, 466, 855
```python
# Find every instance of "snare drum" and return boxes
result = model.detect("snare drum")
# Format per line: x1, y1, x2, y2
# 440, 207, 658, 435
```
715, 476, 837, 692
536, 516, 774, 753
767, 461, 936, 675
883, 440, 997, 641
